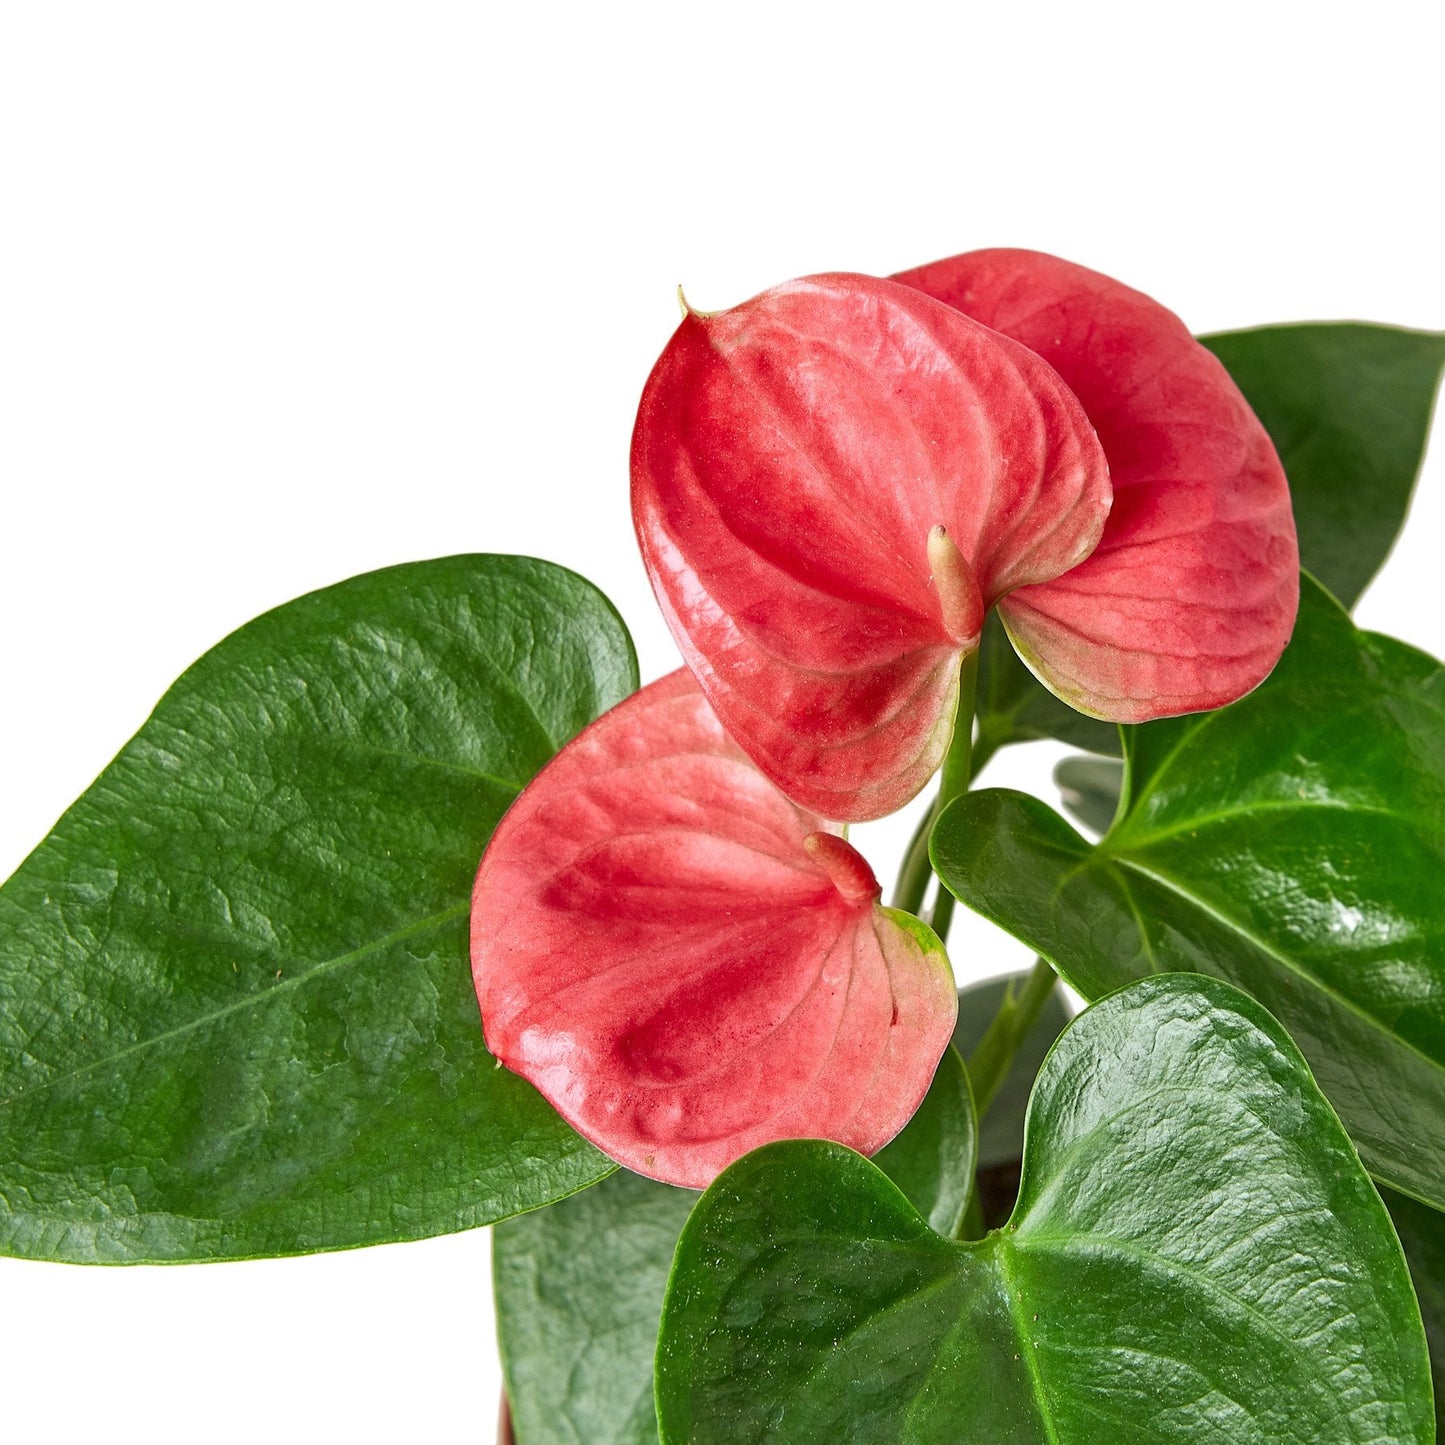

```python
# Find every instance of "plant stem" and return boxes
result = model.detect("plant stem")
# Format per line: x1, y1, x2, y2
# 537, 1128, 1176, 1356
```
890, 801, 939, 915
965, 956, 1059, 1122
926, 651, 978, 941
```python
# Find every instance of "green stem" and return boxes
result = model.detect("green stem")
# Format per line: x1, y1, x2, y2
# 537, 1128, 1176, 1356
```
890, 800, 939, 915
926, 651, 978, 941
965, 956, 1059, 1122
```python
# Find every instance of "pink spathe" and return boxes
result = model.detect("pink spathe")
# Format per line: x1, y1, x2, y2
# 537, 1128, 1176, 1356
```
470, 670, 957, 1191
632, 272, 1111, 822
894, 247, 1300, 721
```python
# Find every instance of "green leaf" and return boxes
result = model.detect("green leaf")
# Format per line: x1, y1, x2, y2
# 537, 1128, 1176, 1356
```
0, 555, 636, 1262
973, 612, 1121, 769
493, 1046, 975, 1443
656, 975, 1434, 1443
1202, 323, 1445, 608
495, 1167, 697, 1445
1382, 1188, 1445, 1440
933, 575, 1445, 1210
951, 973, 1070, 1171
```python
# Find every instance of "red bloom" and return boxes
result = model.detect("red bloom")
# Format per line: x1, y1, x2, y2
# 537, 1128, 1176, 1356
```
894, 247, 1299, 723
632, 272, 1111, 821
471, 670, 957, 1190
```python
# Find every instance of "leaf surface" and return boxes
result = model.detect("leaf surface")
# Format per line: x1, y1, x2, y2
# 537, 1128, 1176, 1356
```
493, 1046, 974, 1445
656, 976, 1434, 1443
1201, 323, 1445, 608
0, 555, 632, 1261
1381, 1188, 1445, 1439
472, 669, 958, 1189
934, 576, 1445, 1208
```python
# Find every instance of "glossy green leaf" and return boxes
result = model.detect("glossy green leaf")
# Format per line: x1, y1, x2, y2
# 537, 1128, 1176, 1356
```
1382, 1188, 1445, 1440
657, 975, 1434, 1443
0, 555, 635, 1262
1201, 323, 1445, 608
493, 1046, 975, 1444
951, 973, 1070, 1170
495, 1167, 697, 1445
933, 576, 1445, 1209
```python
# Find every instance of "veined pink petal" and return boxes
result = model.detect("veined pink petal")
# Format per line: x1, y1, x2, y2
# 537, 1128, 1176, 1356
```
470, 669, 958, 1189
632, 272, 1111, 821
894, 248, 1300, 721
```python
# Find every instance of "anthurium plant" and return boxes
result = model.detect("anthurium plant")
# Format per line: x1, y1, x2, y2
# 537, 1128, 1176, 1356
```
2, 247, 1443, 1443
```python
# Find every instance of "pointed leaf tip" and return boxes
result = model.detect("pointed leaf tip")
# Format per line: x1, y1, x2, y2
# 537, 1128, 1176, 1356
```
471, 670, 957, 1189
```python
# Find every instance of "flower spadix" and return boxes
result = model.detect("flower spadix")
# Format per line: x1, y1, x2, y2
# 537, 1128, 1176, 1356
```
894, 247, 1300, 721
470, 669, 957, 1190
632, 272, 1112, 821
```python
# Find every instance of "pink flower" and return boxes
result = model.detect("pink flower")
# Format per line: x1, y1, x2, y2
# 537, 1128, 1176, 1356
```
471, 670, 956, 1190
632, 260, 1298, 822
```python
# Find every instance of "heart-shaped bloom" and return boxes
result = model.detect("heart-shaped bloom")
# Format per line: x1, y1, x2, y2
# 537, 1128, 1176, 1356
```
893, 247, 1300, 725
632, 272, 1113, 821
470, 669, 957, 1190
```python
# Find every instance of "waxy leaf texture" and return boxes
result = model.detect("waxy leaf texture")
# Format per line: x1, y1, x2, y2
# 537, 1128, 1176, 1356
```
0, 556, 630, 1262
471, 669, 957, 1189
896, 248, 1300, 723
632, 272, 1110, 821
657, 977, 1434, 1443
935, 577, 1445, 1210
493, 1047, 974, 1445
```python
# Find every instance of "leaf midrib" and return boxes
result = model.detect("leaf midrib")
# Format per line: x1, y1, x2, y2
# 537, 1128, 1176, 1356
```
994, 1234, 1062, 1445
0, 902, 470, 1112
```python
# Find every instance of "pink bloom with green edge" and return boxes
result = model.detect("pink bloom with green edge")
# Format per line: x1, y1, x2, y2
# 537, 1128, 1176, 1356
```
893, 247, 1300, 720
631, 271, 1112, 823
470, 669, 957, 1190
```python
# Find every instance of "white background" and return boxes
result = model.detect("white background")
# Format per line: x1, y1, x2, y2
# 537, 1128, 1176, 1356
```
2, 3, 1442, 1440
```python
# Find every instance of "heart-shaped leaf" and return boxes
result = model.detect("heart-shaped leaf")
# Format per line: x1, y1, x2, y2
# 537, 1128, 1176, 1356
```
896, 248, 1299, 724
1201, 322, 1445, 608
493, 1045, 974, 1445
933, 575, 1445, 1209
0, 555, 632, 1262
656, 975, 1434, 1443
631, 271, 1110, 820
472, 669, 958, 1188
